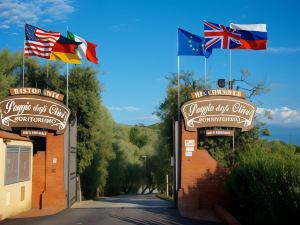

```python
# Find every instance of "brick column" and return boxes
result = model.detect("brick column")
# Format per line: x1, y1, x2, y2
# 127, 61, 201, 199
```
178, 119, 227, 213
41, 132, 66, 209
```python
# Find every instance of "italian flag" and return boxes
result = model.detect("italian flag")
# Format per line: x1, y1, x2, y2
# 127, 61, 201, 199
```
67, 31, 98, 64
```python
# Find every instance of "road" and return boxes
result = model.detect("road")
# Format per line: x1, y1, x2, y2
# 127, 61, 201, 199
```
0, 195, 223, 225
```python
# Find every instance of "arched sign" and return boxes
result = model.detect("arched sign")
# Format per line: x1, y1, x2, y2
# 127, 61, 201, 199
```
0, 95, 70, 134
181, 95, 256, 132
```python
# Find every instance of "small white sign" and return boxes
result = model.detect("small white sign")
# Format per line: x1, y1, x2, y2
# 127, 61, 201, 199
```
185, 151, 193, 157
185, 146, 194, 152
185, 139, 195, 147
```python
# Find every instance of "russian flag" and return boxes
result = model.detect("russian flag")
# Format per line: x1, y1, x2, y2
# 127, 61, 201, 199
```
230, 23, 267, 50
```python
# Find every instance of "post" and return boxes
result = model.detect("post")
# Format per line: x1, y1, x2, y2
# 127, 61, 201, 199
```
229, 50, 232, 83
22, 40, 25, 88
66, 63, 69, 107
177, 56, 180, 112
232, 129, 235, 166
166, 174, 169, 197
204, 58, 207, 89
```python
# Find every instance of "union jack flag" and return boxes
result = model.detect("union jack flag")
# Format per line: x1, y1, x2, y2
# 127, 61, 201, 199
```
204, 21, 241, 52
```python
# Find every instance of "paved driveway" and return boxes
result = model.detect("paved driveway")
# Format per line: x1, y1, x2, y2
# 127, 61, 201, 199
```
0, 195, 223, 225
73, 194, 174, 208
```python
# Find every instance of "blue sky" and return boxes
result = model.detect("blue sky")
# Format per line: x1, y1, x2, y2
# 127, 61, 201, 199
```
1, 0, 300, 145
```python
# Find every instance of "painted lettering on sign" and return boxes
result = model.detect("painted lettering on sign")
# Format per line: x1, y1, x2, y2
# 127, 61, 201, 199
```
181, 96, 256, 132
10, 88, 64, 101
206, 129, 234, 137
21, 130, 48, 137
0, 95, 70, 134
191, 89, 246, 99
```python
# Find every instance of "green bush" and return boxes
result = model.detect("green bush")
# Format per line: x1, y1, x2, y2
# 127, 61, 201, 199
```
226, 140, 300, 225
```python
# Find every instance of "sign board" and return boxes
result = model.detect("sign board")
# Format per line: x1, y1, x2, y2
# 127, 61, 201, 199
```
185, 146, 194, 152
185, 151, 193, 157
184, 140, 195, 147
181, 95, 256, 132
0, 95, 70, 134
10, 88, 64, 101
21, 129, 48, 137
206, 129, 234, 137
191, 89, 245, 99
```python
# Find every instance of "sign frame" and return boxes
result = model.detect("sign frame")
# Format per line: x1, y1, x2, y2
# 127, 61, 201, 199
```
181, 95, 256, 132
0, 94, 70, 134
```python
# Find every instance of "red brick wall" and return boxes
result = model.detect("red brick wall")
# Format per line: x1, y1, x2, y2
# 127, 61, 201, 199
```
32, 151, 45, 209
31, 132, 66, 210
178, 121, 227, 212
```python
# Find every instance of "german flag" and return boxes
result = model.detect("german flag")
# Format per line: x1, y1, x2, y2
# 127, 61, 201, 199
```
49, 35, 82, 64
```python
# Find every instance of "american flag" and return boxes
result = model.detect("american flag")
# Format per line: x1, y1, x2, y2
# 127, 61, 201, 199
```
204, 21, 241, 52
24, 24, 60, 59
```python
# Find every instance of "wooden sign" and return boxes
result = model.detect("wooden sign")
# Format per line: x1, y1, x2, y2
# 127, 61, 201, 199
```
181, 95, 256, 132
0, 95, 70, 134
21, 130, 48, 137
191, 89, 246, 99
206, 129, 234, 137
10, 88, 64, 101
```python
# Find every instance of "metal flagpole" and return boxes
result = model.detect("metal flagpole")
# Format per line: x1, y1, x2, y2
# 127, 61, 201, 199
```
47, 61, 49, 78
66, 63, 69, 107
232, 128, 235, 166
177, 56, 180, 111
22, 26, 25, 88
204, 58, 207, 89
175, 28, 181, 207
229, 50, 232, 88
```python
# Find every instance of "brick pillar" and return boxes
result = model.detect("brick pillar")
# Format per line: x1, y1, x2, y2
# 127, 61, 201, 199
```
41, 132, 66, 209
178, 119, 227, 213
32, 151, 45, 209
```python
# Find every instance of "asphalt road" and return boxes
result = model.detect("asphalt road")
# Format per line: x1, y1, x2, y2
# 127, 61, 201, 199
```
0, 195, 223, 225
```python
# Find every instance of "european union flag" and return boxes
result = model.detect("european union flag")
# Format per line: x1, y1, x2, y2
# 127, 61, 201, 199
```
178, 28, 211, 58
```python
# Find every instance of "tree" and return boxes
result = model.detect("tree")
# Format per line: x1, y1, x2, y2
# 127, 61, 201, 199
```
67, 65, 115, 198
154, 69, 270, 188
0, 49, 20, 98
105, 124, 159, 195
0, 50, 116, 199
153, 71, 207, 193
226, 140, 300, 225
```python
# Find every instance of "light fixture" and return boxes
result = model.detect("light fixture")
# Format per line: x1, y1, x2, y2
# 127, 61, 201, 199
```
217, 79, 226, 88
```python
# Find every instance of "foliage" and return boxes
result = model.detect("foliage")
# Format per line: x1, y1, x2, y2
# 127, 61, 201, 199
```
154, 71, 206, 193
0, 49, 115, 199
226, 140, 300, 225
129, 126, 149, 148
105, 124, 159, 195
0, 49, 21, 98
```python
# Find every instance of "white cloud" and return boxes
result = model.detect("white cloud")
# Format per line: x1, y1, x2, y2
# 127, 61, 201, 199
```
0, 24, 9, 29
267, 47, 300, 53
257, 107, 300, 127
131, 115, 160, 125
108, 106, 142, 112
135, 115, 160, 122
0, 0, 76, 29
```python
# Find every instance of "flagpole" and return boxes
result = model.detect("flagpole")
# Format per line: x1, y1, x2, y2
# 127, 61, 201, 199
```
66, 63, 69, 107
204, 58, 207, 89
47, 61, 49, 78
66, 26, 69, 107
22, 40, 25, 88
22, 26, 25, 87
177, 56, 180, 112
229, 50, 232, 88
